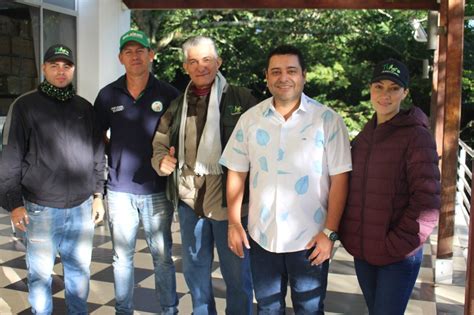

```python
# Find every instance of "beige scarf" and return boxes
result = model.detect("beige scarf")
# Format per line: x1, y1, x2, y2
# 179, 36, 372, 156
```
178, 71, 227, 175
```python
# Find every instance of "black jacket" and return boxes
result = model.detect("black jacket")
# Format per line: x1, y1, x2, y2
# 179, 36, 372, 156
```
0, 89, 105, 211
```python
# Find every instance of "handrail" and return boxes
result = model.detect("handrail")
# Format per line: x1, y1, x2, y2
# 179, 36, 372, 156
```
459, 140, 474, 157
457, 140, 473, 219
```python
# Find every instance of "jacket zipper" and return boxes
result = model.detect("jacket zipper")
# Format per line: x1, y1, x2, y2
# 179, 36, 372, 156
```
360, 132, 375, 261
64, 104, 71, 208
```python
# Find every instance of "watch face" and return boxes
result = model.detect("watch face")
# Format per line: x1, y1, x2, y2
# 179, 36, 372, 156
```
329, 232, 339, 241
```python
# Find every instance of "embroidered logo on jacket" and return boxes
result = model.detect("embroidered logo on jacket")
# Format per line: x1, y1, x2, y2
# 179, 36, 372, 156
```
230, 105, 242, 116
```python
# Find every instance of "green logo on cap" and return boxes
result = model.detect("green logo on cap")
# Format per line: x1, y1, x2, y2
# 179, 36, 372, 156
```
382, 64, 400, 77
54, 46, 70, 56
120, 30, 150, 49
122, 32, 144, 41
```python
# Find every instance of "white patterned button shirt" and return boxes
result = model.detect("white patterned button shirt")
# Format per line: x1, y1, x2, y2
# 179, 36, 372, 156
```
220, 93, 352, 253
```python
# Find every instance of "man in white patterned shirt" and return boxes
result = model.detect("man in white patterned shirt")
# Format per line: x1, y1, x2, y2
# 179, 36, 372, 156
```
220, 45, 352, 314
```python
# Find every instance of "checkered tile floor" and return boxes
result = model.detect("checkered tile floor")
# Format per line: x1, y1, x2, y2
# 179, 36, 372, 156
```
0, 208, 466, 314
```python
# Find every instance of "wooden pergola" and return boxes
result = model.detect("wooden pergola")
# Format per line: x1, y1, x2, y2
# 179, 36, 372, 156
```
123, 0, 469, 313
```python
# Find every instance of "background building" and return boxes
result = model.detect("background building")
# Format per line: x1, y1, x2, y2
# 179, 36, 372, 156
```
0, 0, 130, 112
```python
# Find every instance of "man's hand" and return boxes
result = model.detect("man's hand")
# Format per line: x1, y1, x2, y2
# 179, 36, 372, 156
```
159, 146, 177, 175
10, 206, 29, 232
92, 198, 105, 224
306, 232, 335, 266
228, 223, 250, 258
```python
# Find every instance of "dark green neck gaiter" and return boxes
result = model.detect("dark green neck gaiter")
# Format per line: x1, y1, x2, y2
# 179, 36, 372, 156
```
38, 80, 76, 102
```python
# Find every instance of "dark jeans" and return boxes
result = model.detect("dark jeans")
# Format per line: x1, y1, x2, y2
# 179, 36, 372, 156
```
354, 248, 423, 315
249, 237, 328, 315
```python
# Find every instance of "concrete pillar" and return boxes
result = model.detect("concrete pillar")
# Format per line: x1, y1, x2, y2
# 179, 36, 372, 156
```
76, 0, 130, 103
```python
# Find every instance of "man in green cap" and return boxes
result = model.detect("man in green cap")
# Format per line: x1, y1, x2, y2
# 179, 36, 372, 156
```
94, 30, 180, 314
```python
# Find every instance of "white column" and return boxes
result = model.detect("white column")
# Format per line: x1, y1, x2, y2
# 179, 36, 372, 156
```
76, 0, 130, 103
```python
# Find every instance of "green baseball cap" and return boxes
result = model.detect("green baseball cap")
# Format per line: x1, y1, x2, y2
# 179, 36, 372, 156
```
119, 30, 150, 50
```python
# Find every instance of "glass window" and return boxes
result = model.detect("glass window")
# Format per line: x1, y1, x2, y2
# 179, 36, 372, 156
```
43, 9, 76, 56
43, 0, 75, 11
0, 3, 40, 116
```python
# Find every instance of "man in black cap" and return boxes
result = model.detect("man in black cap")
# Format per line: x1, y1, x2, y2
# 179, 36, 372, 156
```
0, 44, 106, 314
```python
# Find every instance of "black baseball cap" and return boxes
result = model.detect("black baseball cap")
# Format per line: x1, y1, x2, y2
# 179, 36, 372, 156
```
44, 44, 74, 65
371, 58, 409, 88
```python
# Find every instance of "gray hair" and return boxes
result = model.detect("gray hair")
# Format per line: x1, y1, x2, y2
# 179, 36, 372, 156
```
182, 36, 219, 61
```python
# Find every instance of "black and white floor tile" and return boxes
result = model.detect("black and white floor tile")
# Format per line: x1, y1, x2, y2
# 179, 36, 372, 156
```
0, 208, 466, 314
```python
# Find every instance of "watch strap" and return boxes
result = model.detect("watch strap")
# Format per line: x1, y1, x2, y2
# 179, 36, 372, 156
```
323, 228, 339, 241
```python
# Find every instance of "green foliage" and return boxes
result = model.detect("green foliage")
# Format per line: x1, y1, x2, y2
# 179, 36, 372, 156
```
132, 9, 473, 136
466, 3, 474, 17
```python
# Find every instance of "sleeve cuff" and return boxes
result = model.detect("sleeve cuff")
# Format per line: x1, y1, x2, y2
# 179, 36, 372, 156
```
219, 158, 249, 173
6, 191, 24, 212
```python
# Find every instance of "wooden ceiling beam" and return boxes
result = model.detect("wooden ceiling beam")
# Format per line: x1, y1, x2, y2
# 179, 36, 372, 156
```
122, 0, 439, 10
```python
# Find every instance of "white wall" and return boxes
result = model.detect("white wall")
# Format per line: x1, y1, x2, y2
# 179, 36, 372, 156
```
77, 0, 130, 103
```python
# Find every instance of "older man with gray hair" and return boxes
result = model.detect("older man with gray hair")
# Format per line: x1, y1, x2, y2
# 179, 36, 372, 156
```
152, 35, 254, 315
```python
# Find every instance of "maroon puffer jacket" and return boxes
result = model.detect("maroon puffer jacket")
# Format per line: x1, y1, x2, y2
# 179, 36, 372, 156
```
339, 107, 440, 266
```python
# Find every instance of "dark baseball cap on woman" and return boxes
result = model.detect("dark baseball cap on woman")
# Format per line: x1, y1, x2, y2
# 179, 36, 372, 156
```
44, 44, 74, 65
371, 58, 409, 88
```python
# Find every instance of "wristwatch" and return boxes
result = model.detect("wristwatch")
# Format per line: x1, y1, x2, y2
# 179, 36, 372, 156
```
323, 228, 339, 242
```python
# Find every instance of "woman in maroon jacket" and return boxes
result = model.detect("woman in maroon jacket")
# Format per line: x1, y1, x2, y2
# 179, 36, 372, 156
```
339, 59, 440, 315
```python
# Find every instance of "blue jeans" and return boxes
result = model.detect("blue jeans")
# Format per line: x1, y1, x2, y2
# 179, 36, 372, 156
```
354, 248, 423, 315
178, 201, 253, 315
249, 238, 329, 315
107, 191, 177, 315
25, 198, 94, 315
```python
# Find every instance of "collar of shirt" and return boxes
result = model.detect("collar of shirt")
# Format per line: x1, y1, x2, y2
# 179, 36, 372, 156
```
261, 93, 312, 119
112, 73, 154, 97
